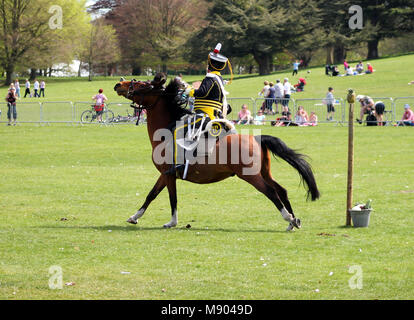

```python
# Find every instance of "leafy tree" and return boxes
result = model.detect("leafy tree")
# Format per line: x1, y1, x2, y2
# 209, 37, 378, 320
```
76, 18, 120, 80
352, 0, 414, 59
285, 0, 323, 67
186, 0, 304, 75
316, 0, 414, 61
0, 0, 91, 84
92, 0, 203, 74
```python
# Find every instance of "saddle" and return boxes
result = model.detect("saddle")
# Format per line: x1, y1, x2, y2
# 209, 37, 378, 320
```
166, 113, 236, 179
175, 113, 236, 157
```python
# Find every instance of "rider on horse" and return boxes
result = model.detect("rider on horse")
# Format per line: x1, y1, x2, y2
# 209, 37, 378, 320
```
167, 43, 233, 177
188, 43, 232, 119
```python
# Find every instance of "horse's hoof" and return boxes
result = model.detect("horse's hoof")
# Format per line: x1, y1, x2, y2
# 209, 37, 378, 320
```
163, 223, 177, 228
286, 223, 295, 232
126, 218, 137, 225
292, 218, 302, 229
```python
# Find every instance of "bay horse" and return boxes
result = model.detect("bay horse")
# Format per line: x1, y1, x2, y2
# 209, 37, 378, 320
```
114, 73, 320, 231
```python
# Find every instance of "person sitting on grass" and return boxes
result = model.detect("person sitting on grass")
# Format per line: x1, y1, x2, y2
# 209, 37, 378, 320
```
294, 106, 309, 126
398, 104, 414, 126
365, 63, 374, 74
293, 78, 306, 92
346, 66, 355, 76
309, 112, 318, 126
272, 105, 292, 127
237, 104, 253, 125
253, 109, 266, 125
356, 61, 364, 74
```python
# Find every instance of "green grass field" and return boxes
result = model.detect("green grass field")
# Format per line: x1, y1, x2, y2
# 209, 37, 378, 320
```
0, 55, 413, 300
1, 125, 413, 300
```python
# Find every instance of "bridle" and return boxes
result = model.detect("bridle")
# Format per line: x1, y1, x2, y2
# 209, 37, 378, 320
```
126, 80, 164, 125
117, 76, 189, 125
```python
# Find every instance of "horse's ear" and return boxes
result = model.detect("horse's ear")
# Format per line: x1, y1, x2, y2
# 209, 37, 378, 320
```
152, 72, 167, 88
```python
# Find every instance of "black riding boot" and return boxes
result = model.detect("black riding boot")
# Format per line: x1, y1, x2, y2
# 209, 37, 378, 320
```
164, 164, 185, 178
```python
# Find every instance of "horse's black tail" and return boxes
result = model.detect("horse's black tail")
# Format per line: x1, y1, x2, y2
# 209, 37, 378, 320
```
256, 135, 320, 201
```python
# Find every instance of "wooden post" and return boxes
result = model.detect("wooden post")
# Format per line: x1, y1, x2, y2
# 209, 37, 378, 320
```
346, 89, 356, 226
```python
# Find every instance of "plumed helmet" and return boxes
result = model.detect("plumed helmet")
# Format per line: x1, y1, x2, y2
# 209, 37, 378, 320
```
208, 43, 228, 71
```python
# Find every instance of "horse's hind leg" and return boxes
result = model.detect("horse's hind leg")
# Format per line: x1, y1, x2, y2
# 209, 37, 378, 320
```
269, 180, 301, 230
127, 175, 166, 224
262, 173, 301, 229
260, 153, 301, 229
237, 173, 297, 229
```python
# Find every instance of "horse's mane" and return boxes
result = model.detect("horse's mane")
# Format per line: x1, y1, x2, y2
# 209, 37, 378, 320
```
163, 79, 193, 120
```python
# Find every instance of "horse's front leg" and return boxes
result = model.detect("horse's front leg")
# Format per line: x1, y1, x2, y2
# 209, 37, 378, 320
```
163, 175, 178, 228
127, 175, 166, 224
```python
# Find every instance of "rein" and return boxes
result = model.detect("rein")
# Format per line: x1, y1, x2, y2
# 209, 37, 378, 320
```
126, 79, 189, 125
129, 82, 163, 125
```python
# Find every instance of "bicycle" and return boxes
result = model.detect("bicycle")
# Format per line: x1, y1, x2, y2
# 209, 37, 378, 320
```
109, 108, 146, 124
80, 104, 114, 124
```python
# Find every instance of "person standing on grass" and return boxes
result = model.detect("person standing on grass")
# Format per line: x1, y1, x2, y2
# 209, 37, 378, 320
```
266, 82, 276, 115
344, 59, 349, 71
282, 78, 292, 108
292, 60, 301, 76
325, 87, 335, 121
33, 79, 40, 97
92, 89, 108, 123
40, 80, 46, 97
14, 79, 21, 98
374, 101, 386, 126
258, 80, 270, 112
24, 79, 31, 98
274, 79, 284, 114
5, 87, 17, 126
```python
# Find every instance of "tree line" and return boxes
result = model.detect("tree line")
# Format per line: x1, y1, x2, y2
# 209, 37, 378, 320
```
91, 0, 414, 75
0, 0, 119, 85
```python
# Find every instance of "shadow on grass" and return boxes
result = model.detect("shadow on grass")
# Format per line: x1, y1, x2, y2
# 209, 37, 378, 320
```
36, 224, 289, 234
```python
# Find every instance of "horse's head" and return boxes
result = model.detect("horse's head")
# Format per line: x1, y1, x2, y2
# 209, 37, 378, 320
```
114, 73, 168, 106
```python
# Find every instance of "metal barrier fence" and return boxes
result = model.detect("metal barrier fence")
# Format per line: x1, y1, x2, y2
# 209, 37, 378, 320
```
294, 98, 345, 124
254, 97, 295, 123
41, 101, 74, 124
0, 101, 42, 123
343, 97, 394, 125
227, 98, 256, 122
107, 102, 136, 119
0, 97, 412, 125
371, 97, 394, 125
